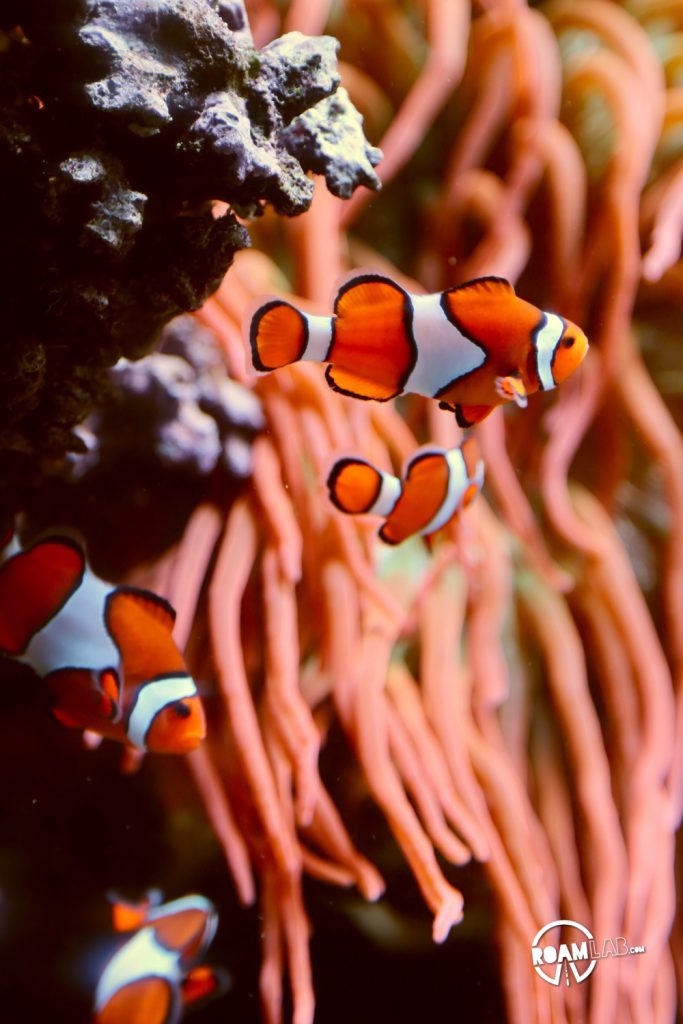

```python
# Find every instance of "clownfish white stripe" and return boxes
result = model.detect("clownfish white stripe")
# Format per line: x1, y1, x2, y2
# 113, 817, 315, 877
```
126, 675, 198, 751
405, 293, 486, 398
94, 925, 180, 1012
418, 448, 469, 537
303, 315, 334, 362
534, 313, 565, 391
22, 569, 118, 676
367, 472, 402, 517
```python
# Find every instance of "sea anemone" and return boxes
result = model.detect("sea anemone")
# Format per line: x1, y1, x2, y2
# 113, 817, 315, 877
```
4, 1, 683, 1022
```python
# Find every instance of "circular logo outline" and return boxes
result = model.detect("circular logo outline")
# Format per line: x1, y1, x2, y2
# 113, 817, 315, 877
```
531, 919, 597, 986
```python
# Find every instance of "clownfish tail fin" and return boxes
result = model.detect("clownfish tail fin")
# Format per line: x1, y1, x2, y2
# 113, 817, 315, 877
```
248, 299, 308, 372
327, 458, 385, 515
328, 457, 402, 519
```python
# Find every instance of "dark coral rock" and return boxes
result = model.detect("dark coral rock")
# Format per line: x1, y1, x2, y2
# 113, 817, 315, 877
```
0, 0, 381, 517
25, 315, 263, 576
280, 87, 383, 199
70, 314, 265, 481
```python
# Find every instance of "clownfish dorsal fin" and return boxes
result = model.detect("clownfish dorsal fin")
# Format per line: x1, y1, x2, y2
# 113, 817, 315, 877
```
109, 587, 176, 633
333, 272, 408, 319
94, 976, 175, 1024
0, 537, 85, 656
104, 587, 184, 690
403, 445, 447, 479
448, 276, 516, 300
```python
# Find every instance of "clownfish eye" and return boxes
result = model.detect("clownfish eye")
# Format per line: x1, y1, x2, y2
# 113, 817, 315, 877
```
172, 701, 192, 719
562, 336, 575, 348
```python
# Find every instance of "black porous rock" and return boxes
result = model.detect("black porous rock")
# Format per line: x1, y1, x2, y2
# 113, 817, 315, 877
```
280, 87, 383, 199
0, 1, 381, 518
24, 315, 264, 577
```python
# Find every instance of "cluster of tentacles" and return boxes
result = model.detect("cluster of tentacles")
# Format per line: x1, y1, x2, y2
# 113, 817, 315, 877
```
123, 1, 683, 1022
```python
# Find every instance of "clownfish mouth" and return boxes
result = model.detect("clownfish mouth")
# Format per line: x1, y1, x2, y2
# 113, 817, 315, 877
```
170, 724, 207, 754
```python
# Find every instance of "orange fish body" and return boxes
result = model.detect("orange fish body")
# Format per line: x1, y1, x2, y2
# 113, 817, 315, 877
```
247, 273, 589, 426
328, 436, 485, 544
0, 533, 205, 754
93, 894, 224, 1024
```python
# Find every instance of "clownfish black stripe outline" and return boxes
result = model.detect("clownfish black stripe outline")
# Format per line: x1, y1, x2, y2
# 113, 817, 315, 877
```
434, 291, 490, 401
531, 311, 567, 391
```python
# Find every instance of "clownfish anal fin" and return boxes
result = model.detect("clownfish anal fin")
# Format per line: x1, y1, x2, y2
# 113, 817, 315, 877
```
0, 538, 85, 656
455, 404, 495, 428
46, 666, 121, 730
325, 365, 400, 402
182, 965, 229, 1006
378, 521, 403, 545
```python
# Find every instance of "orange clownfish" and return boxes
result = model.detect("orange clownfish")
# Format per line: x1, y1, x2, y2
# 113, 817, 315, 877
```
94, 893, 225, 1024
247, 273, 589, 426
0, 532, 205, 754
327, 436, 485, 544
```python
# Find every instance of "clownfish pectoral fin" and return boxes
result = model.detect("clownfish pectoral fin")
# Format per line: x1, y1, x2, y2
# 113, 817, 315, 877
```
454, 404, 495, 428
495, 375, 528, 408
181, 965, 229, 1007
46, 667, 121, 730
325, 365, 400, 402
0, 537, 85, 656
248, 298, 308, 372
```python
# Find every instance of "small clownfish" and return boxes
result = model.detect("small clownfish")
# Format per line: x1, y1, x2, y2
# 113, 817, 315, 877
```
0, 531, 205, 754
94, 893, 226, 1024
246, 273, 589, 426
327, 436, 485, 545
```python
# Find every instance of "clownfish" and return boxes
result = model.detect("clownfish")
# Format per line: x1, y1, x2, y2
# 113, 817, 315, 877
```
327, 436, 485, 544
247, 273, 589, 426
0, 531, 205, 754
94, 893, 225, 1024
